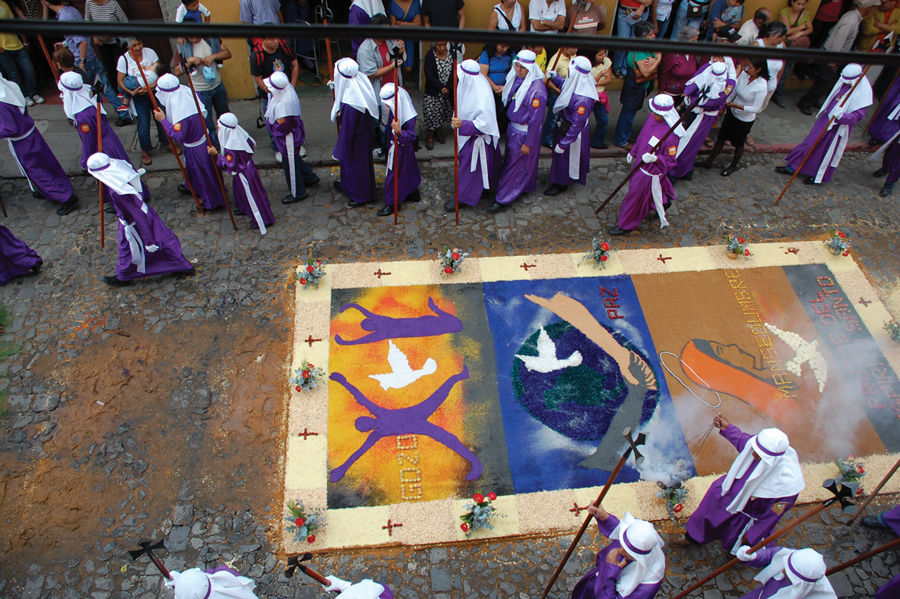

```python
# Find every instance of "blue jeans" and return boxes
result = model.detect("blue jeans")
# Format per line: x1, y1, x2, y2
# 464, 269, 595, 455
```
671, 1, 704, 45
282, 153, 318, 199
614, 106, 638, 147
591, 101, 609, 147
84, 57, 127, 115
613, 7, 650, 74
542, 90, 560, 147
0, 47, 37, 97
198, 82, 229, 149
776, 62, 792, 96
131, 92, 168, 153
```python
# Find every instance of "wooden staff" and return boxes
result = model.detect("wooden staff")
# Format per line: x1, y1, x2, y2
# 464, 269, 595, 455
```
130, 47, 204, 214
864, 67, 900, 137
847, 453, 900, 525
774, 65, 872, 206
95, 84, 105, 248
37, 36, 59, 81
392, 80, 400, 226
180, 60, 238, 230
451, 43, 461, 226
293, 562, 329, 586
323, 19, 339, 135
826, 537, 900, 576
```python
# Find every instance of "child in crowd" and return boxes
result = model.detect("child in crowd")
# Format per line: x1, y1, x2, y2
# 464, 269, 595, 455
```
719, 0, 745, 28
118, 62, 163, 114
524, 45, 547, 72
175, 0, 210, 23
590, 48, 612, 149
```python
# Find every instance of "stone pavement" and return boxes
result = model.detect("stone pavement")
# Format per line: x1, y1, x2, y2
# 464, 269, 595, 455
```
1, 108, 900, 599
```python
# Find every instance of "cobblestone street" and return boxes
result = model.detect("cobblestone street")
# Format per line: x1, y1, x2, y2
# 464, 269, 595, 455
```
1, 150, 899, 599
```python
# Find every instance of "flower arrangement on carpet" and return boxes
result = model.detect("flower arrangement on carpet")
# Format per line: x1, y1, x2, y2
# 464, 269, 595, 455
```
885, 320, 900, 343
460, 492, 499, 535
439, 246, 469, 275
835, 455, 866, 498
286, 500, 323, 544
725, 233, 751, 258
290, 359, 324, 393
656, 481, 689, 521
582, 236, 614, 268
297, 257, 326, 288
825, 229, 851, 257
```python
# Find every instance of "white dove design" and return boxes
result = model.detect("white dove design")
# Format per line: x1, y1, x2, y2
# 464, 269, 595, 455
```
369, 340, 438, 390
516, 327, 583, 373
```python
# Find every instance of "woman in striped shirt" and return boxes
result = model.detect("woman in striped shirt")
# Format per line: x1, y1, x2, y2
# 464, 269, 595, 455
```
85, 0, 129, 90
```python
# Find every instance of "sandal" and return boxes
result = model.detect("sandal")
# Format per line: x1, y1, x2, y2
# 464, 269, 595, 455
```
141, 155, 153, 166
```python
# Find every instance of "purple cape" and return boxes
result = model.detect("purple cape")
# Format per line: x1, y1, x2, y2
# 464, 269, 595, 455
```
334, 104, 377, 204
879, 133, 900, 183
0, 103, 73, 203
162, 115, 225, 210
496, 78, 547, 205
671, 66, 732, 178
456, 120, 500, 206
784, 84, 867, 184
106, 182, 192, 280
74, 106, 130, 171
0, 225, 41, 285
549, 92, 595, 187
571, 514, 663, 599
384, 110, 422, 205
617, 118, 678, 230
216, 145, 274, 228
869, 76, 900, 143
685, 425, 798, 550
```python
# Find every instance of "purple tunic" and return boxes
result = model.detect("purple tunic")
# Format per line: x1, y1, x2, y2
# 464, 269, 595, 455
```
670, 65, 733, 178
879, 132, 900, 184
216, 144, 274, 228
107, 183, 192, 281
496, 78, 547, 205
334, 104, 377, 204
0, 225, 41, 285
0, 103, 73, 203
874, 506, 900, 599
74, 106, 130, 171
267, 114, 312, 199
548, 87, 594, 187
784, 84, 867, 184
686, 424, 799, 551
869, 76, 900, 143
384, 110, 422, 205
571, 514, 663, 599
456, 120, 500, 206
348, 5, 370, 58
161, 116, 224, 210
736, 547, 794, 599
617, 118, 678, 231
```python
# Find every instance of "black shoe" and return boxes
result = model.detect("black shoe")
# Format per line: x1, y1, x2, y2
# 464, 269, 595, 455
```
772, 94, 786, 109
377, 204, 395, 216
103, 275, 131, 287
802, 177, 819, 186
648, 202, 671, 220
443, 200, 458, 212
870, 139, 882, 147
234, 208, 244, 215
607, 226, 632, 236
177, 183, 192, 195
861, 516, 889, 530
105, 204, 116, 214
488, 201, 503, 213
305, 177, 320, 187
721, 165, 738, 177
31, 261, 43, 274
880, 184, 894, 197
333, 181, 345, 195
282, 193, 307, 204
775, 166, 793, 176
114, 117, 132, 127
175, 267, 196, 277
874, 167, 888, 177
346, 199, 365, 209
193, 204, 206, 214
32, 190, 44, 199
680, 169, 694, 181
407, 189, 421, 203
591, 143, 609, 149
543, 183, 567, 197
56, 196, 79, 215
695, 160, 713, 170
797, 104, 813, 116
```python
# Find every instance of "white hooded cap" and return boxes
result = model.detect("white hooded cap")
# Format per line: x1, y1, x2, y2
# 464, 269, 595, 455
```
164, 567, 259, 599
87, 152, 145, 198
554, 56, 596, 114
610, 513, 666, 597
501, 49, 543, 111
332, 57, 379, 122
264, 71, 302, 122
59, 71, 105, 120
722, 428, 806, 514
817, 62, 872, 119
754, 548, 836, 599
155, 73, 206, 124
218, 113, 254, 154
456, 59, 500, 145
379, 83, 416, 125
649, 94, 685, 136
0, 71, 27, 110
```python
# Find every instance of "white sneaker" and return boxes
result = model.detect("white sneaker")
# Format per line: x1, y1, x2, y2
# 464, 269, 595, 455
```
31, 94, 45, 104
299, 145, 307, 158
275, 152, 283, 163
25, 97, 35, 107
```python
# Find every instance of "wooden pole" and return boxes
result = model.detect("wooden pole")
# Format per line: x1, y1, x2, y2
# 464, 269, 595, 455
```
540, 443, 638, 599
826, 537, 900, 576
672, 502, 831, 599
846, 453, 900, 525
393, 81, 400, 226
863, 66, 900, 137
295, 563, 329, 586
452, 44, 460, 226
96, 87, 105, 248
131, 47, 205, 214
774, 64, 872, 206
323, 20, 340, 135
180, 60, 238, 231
37, 36, 59, 81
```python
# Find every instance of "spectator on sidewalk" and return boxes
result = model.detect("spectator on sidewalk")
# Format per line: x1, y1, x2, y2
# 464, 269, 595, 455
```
771, 0, 813, 108
422, 0, 465, 28
858, 0, 900, 52
737, 7, 771, 44
652, 0, 675, 37
175, 0, 210, 23
658, 26, 699, 105
705, 0, 745, 40
479, 43, 515, 132
84, 0, 130, 97
671, 0, 708, 44
116, 38, 167, 167
388, 0, 422, 82
567, 0, 606, 36
614, 21, 660, 148
250, 33, 298, 160
808, 0, 845, 66
490, 0, 526, 31
529, 0, 565, 33
172, 19, 232, 150
796, 0, 879, 115
281, 0, 315, 70
612, 0, 652, 77
0, 0, 43, 106
590, 48, 612, 148
349, 0, 386, 59
753, 21, 787, 115
357, 14, 406, 155
422, 40, 454, 150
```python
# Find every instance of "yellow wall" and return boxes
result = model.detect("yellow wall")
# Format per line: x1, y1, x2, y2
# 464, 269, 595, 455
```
206, 0, 256, 99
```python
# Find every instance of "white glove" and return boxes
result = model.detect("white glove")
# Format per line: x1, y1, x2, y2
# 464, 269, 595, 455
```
554, 144, 566, 154
829, 105, 845, 121
547, 70, 558, 80
642, 152, 657, 163
327, 79, 336, 90
136, 168, 147, 177
736, 546, 757, 562
626, 153, 634, 164
325, 576, 352, 593
164, 572, 180, 588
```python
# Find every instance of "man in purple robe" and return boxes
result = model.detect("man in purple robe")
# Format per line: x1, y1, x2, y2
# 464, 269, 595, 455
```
735, 546, 836, 599
872, 103, 900, 196
572, 504, 666, 599
609, 95, 683, 237
166, 565, 258, 599
776, 63, 872, 185
447, 59, 501, 212
0, 225, 42, 285
325, 574, 394, 599
869, 75, 900, 145
378, 83, 421, 217
864, 504, 900, 598
0, 73, 79, 215
670, 61, 733, 181
209, 113, 274, 233
331, 58, 379, 208
544, 56, 596, 197
264, 71, 319, 205
87, 153, 194, 287
153, 73, 225, 211
670, 415, 805, 553
491, 50, 547, 213
348, 0, 385, 59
